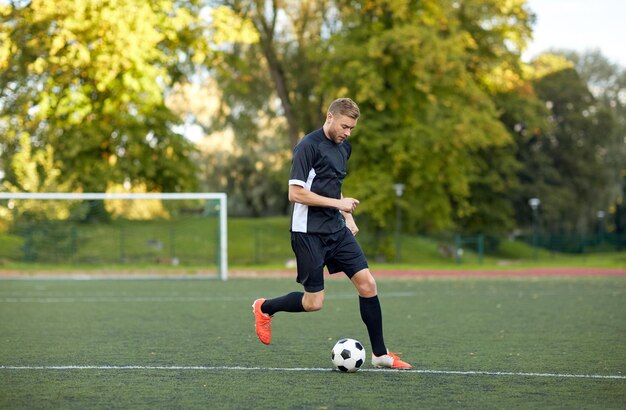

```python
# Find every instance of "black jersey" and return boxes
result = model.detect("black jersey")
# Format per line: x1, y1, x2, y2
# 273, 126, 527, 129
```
289, 128, 351, 234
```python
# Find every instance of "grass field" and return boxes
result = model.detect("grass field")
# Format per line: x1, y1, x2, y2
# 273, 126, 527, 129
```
1, 275, 625, 408
2, 215, 625, 272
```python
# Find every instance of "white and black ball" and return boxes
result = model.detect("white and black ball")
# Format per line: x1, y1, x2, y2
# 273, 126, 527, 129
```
331, 338, 366, 372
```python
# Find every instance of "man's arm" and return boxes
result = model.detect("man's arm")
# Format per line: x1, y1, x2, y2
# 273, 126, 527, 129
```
340, 194, 359, 235
288, 185, 359, 214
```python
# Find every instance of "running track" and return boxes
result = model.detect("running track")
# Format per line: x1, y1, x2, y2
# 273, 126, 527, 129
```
0, 267, 624, 279
231, 267, 626, 279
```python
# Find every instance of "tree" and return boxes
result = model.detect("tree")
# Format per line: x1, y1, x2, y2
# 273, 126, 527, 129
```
0, 132, 75, 225
452, 0, 535, 235
204, 0, 536, 248
322, 1, 526, 238
0, 0, 205, 193
197, 1, 334, 215
210, 1, 333, 150
527, 54, 615, 234
456, 0, 534, 90
558, 49, 626, 236
494, 79, 553, 232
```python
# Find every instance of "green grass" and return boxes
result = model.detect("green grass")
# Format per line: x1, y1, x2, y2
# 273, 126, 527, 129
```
1, 276, 625, 408
1, 215, 625, 270
0, 216, 288, 266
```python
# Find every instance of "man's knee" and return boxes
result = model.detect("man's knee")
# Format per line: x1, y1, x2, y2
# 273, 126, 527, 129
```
358, 280, 377, 297
302, 292, 324, 312
353, 270, 377, 297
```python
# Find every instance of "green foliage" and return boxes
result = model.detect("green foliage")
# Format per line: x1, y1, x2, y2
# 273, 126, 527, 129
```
325, 1, 517, 236
456, 0, 534, 89
0, 133, 75, 225
559, 50, 626, 236
202, 1, 334, 215
3, 133, 73, 194
492, 79, 552, 231
1, 0, 623, 250
196, 1, 621, 251
0, 0, 203, 193
529, 56, 615, 234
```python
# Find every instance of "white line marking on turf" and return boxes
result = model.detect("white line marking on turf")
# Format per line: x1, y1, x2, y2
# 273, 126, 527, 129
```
0, 365, 623, 379
0, 292, 416, 303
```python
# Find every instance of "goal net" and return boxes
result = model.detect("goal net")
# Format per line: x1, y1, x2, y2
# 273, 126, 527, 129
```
0, 192, 228, 280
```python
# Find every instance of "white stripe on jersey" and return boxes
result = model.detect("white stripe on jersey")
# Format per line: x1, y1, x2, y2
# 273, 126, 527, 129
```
290, 169, 316, 232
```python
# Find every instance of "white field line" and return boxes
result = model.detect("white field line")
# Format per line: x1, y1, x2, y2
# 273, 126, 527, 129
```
0, 365, 624, 379
0, 292, 416, 303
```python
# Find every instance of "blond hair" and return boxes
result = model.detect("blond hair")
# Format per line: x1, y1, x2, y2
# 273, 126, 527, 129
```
328, 98, 360, 120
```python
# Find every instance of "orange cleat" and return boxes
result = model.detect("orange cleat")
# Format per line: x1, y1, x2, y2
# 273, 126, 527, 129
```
252, 298, 272, 345
371, 351, 412, 369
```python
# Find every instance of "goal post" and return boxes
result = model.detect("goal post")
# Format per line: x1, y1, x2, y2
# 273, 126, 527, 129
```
0, 192, 228, 280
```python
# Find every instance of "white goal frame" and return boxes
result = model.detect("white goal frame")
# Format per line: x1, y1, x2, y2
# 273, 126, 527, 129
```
0, 192, 228, 280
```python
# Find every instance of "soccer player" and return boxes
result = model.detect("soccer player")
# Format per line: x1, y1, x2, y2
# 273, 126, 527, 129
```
253, 98, 412, 369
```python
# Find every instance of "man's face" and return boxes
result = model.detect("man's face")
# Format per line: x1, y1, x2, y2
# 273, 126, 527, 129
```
326, 112, 357, 144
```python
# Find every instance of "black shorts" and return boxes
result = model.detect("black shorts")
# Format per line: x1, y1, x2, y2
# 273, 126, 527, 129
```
290, 227, 369, 292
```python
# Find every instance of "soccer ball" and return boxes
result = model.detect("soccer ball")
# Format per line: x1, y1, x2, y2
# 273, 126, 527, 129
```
331, 338, 366, 372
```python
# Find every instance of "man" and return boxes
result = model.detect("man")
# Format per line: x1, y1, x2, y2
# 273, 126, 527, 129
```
252, 98, 411, 369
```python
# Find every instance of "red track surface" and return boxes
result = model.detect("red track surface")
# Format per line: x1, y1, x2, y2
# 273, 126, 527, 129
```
0, 267, 623, 279
231, 267, 626, 278
371, 267, 626, 277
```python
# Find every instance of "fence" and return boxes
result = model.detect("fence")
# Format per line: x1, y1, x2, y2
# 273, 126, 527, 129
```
519, 232, 626, 254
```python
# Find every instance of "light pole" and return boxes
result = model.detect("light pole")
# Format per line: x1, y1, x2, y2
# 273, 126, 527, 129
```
528, 198, 541, 260
393, 184, 405, 263
597, 210, 605, 243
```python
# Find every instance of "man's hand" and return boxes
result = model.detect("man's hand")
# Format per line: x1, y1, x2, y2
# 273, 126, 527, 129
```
289, 186, 360, 213
344, 215, 359, 236
337, 197, 359, 213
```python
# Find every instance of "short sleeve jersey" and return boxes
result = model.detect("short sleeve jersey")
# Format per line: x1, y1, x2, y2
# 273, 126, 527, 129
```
289, 128, 351, 234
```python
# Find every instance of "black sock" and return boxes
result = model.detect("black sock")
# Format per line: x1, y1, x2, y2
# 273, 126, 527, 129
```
261, 292, 305, 316
359, 295, 387, 356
